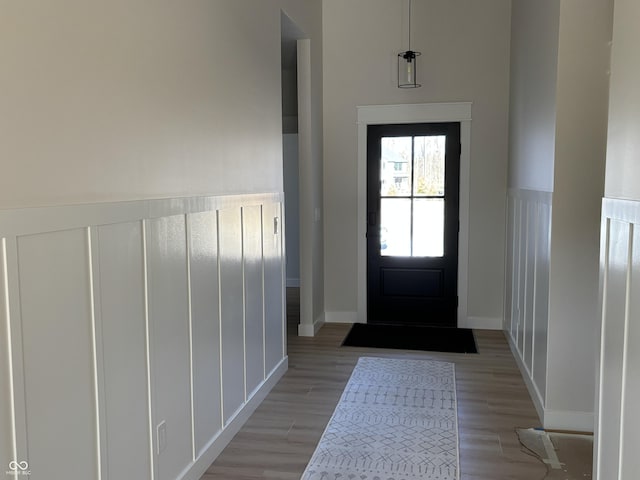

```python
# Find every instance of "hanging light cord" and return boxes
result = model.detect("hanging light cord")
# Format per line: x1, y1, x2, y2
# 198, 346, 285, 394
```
408, 0, 412, 50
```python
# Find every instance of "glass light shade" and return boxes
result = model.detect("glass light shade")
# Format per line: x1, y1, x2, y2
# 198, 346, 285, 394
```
398, 50, 421, 88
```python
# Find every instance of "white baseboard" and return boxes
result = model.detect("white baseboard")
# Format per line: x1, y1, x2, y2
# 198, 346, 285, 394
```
298, 312, 325, 337
507, 334, 545, 425
323, 311, 495, 329
506, 334, 594, 433
324, 311, 359, 324
286, 277, 300, 287
543, 409, 594, 433
299, 311, 357, 337
182, 357, 288, 480
463, 316, 502, 330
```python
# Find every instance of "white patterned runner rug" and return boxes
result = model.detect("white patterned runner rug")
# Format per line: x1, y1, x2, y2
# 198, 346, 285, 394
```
301, 357, 459, 480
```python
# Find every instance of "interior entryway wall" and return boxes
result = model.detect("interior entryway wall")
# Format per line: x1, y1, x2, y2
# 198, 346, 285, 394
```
322, 0, 511, 331
0, 3, 325, 476
505, 0, 612, 432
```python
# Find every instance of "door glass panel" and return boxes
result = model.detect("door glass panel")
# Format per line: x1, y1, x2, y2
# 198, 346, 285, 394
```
413, 198, 444, 257
380, 198, 411, 256
413, 136, 445, 197
379, 135, 446, 257
380, 137, 412, 196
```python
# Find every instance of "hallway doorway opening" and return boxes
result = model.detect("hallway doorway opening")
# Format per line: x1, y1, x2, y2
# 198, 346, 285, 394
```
280, 12, 316, 336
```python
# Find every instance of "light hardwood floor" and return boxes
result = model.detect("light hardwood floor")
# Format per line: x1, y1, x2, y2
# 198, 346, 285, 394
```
201, 289, 548, 479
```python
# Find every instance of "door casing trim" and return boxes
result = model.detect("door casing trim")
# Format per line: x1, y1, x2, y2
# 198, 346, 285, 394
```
356, 102, 472, 326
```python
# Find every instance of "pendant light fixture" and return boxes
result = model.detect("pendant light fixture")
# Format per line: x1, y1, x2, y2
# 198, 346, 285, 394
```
398, 0, 421, 88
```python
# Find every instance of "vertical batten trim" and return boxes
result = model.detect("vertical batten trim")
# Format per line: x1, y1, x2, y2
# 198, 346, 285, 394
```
515, 199, 522, 350
509, 196, 518, 343
280, 203, 286, 359
240, 208, 247, 402
261, 205, 266, 380
1, 238, 18, 468
596, 216, 611, 480
513, 198, 519, 345
542, 202, 552, 405
530, 202, 540, 382
523, 201, 530, 363
617, 223, 634, 479
141, 220, 156, 480
216, 211, 225, 427
185, 214, 196, 461
3, 237, 27, 465
86, 227, 105, 480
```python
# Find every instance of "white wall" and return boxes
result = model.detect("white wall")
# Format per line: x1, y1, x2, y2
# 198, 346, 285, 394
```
505, 0, 613, 432
508, 0, 559, 192
283, 134, 301, 286
546, 0, 612, 426
0, 194, 286, 480
604, 0, 640, 201
0, 0, 324, 327
505, 1, 558, 407
281, 21, 299, 136
595, 0, 640, 476
0, 1, 322, 209
322, 0, 511, 327
0, 1, 322, 478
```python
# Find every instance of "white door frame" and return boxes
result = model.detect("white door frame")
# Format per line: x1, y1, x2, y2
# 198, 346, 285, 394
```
296, 38, 316, 335
356, 102, 472, 326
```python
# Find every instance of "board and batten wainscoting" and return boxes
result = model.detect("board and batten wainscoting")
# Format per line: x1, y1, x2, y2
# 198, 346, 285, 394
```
504, 188, 551, 426
595, 198, 640, 480
0, 193, 286, 480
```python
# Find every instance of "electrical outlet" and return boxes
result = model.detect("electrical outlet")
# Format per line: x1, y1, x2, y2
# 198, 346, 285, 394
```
157, 421, 167, 455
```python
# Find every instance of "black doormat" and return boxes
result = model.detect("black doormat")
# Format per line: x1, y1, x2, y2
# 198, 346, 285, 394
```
342, 323, 478, 354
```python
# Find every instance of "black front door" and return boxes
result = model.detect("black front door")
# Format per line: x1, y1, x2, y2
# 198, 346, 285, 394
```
367, 122, 460, 326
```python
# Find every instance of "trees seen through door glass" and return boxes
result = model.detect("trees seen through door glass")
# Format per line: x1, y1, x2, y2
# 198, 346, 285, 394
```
380, 135, 445, 257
